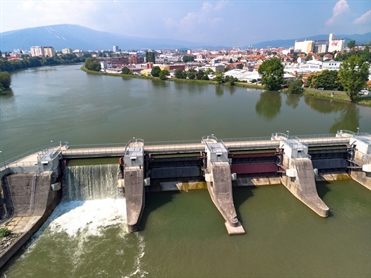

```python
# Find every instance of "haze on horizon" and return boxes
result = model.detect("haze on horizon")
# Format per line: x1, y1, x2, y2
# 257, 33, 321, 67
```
1, 0, 370, 46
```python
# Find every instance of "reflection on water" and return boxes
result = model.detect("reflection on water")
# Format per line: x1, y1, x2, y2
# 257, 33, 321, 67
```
255, 90, 282, 120
215, 85, 224, 96
304, 95, 360, 133
285, 93, 301, 108
304, 95, 345, 114
329, 105, 360, 133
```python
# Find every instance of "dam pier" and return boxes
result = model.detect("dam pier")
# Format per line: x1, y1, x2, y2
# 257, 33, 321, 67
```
0, 130, 370, 267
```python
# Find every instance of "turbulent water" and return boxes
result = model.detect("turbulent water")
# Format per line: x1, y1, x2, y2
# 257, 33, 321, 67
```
2, 165, 148, 277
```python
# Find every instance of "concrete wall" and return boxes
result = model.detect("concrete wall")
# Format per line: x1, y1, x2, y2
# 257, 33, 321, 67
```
0, 172, 61, 268
351, 150, 371, 190
281, 156, 329, 217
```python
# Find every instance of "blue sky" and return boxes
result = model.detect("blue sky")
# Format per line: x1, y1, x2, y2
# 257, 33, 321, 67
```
1, 0, 370, 45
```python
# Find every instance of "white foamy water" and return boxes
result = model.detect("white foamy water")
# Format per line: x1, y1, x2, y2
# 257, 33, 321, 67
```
48, 199, 127, 238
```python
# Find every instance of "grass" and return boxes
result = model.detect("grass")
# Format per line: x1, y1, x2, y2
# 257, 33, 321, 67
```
300, 88, 371, 107
81, 66, 371, 107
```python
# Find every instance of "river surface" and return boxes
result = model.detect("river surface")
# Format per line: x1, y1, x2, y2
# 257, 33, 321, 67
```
0, 64, 370, 277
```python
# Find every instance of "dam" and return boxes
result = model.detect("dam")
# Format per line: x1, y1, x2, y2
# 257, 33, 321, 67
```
0, 130, 370, 267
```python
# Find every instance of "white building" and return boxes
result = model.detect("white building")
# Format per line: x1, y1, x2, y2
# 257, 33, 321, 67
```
30, 46, 44, 57
328, 33, 345, 52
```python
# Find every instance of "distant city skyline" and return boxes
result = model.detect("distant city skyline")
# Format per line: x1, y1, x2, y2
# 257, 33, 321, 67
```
1, 0, 370, 46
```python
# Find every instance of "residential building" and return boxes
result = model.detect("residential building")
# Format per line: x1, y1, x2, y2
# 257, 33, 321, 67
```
62, 48, 73, 54
30, 46, 55, 57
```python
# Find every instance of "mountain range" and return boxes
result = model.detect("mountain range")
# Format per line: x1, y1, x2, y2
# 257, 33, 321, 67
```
0, 24, 370, 52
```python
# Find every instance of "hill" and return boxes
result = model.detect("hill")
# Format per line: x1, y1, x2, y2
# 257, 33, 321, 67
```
1, 24, 370, 51
250, 33, 371, 49
0, 24, 204, 52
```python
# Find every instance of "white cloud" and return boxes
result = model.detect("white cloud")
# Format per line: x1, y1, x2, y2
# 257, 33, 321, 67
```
326, 0, 350, 25
353, 10, 371, 24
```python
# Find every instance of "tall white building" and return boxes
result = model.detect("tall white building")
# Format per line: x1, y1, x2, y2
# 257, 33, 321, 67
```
113, 46, 119, 52
30, 46, 55, 57
30, 46, 44, 57
328, 34, 345, 52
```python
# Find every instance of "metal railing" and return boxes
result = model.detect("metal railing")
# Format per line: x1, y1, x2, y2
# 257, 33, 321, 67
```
0, 141, 68, 172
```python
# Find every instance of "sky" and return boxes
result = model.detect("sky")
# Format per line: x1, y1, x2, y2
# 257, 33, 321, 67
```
1, 0, 370, 46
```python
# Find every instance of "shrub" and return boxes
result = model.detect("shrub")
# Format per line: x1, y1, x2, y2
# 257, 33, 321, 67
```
0, 227, 10, 237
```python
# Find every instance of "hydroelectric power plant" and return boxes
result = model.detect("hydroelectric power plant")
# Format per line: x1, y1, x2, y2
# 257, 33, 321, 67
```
0, 130, 370, 268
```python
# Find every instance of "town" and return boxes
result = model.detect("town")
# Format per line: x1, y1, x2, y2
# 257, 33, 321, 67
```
1, 33, 371, 100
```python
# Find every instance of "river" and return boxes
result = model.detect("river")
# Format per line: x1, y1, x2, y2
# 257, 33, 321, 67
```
0, 64, 370, 277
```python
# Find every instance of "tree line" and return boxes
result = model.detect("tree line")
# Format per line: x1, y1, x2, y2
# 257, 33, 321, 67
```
258, 56, 369, 102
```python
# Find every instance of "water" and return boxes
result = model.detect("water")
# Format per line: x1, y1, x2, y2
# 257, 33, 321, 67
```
0, 65, 370, 277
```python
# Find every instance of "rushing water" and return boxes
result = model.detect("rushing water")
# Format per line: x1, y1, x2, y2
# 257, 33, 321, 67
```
0, 65, 370, 277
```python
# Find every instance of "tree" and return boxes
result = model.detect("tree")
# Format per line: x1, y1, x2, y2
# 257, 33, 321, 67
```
0, 71, 11, 89
309, 70, 339, 90
286, 77, 303, 94
146, 51, 156, 63
182, 55, 194, 62
215, 71, 224, 84
159, 69, 169, 80
174, 68, 186, 79
196, 69, 205, 80
236, 64, 243, 69
121, 66, 131, 74
187, 68, 196, 79
151, 66, 161, 77
258, 58, 284, 91
338, 56, 369, 102
347, 40, 356, 49
84, 58, 101, 71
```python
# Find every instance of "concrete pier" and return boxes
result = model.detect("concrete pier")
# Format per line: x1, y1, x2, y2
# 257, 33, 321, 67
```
203, 136, 245, 235
281, 158, 329, 217
280, 139, 329, 217
122, 139, 145, 233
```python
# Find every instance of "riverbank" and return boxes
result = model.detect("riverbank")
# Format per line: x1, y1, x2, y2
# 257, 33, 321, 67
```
81, 66, 371, 107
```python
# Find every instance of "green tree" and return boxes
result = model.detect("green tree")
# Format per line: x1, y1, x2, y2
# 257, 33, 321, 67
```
311, 70, 339, 90
338, 56, 369, 102
85, 58, 101, 71
286, 77, 303, 94
196, 69, 205, 80
0, 71, 11, 89
182, 55, 194, 62
347, 40, 356, 49
187, 68, 196, 79
174, 68, 186, 79
258, 58, 284, 91
121, 66, 131, 74
146, 51, 156, 63
236, 64, 243, 69
215, 71, 224, 84
159, 69, 169, 80
151, 66, 161, 77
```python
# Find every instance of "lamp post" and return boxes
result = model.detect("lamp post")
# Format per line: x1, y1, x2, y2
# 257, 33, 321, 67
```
356, 127, 359, 134
286, 130, 289, 139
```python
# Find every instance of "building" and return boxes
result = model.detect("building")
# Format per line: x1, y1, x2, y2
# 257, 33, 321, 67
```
328, 33, 345, 52
44, 46, 55, 57
294, 40, 314, 54
113, 46, 120, 53
294, 34, 345, 54
62, 48, 73, 54
30, 46, 44, 57
30, 46, 55, 57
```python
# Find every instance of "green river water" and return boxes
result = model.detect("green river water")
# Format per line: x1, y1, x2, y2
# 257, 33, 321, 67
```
0, 64, 370, 277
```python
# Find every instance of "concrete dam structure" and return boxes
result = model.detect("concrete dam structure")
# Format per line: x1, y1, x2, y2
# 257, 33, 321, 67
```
0, 131, 371, 267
